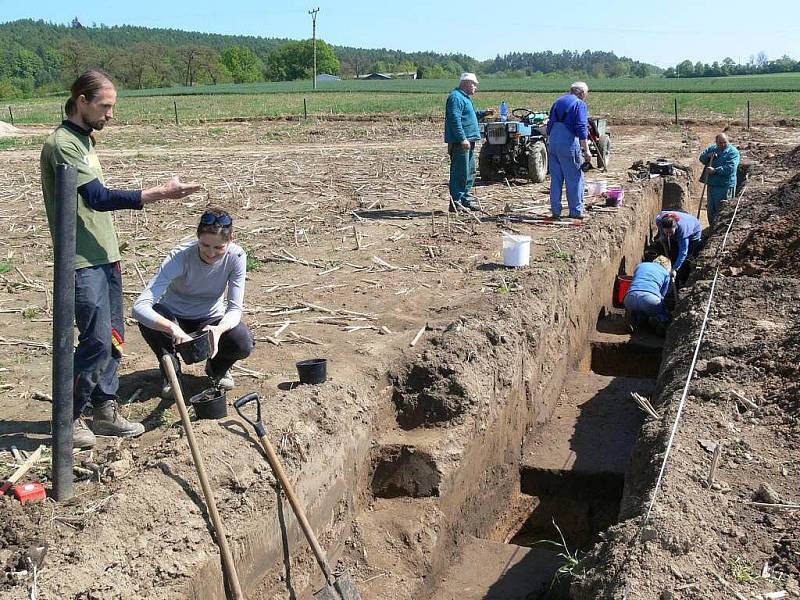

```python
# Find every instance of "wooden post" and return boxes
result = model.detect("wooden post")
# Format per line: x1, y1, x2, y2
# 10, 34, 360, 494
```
7, 106, 13, 125
60, 105, 64, 121
173, 100, 179, 126
747, 100, 751, 130
303, 98, 308, 120
673, 98, 678, 125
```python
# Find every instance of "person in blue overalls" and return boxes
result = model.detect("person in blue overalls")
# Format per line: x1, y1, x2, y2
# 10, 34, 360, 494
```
444, 73, 494, 212
655, 210, 703, 286
547, 82, 592, 219
624, 255, 673, 334
699, 132, 740, 226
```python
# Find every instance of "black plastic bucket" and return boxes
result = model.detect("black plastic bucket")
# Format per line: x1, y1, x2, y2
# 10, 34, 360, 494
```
296, 358, 327, 385
175, 331, 210, 365
189, 388, 227, 420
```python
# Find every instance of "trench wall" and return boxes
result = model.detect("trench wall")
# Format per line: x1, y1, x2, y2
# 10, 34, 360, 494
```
411, 179, 666, 597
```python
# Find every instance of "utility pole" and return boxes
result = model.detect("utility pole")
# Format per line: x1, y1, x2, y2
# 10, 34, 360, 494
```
309, 7, 320, 90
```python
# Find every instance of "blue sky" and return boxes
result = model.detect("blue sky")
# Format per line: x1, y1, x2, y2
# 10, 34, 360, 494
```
2, 0, 798, 68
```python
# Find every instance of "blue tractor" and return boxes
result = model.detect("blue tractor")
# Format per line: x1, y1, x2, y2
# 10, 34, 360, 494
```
478, 108, 549, 183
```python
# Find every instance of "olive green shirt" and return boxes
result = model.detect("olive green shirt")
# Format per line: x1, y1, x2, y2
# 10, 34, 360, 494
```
40, 121, 121, 270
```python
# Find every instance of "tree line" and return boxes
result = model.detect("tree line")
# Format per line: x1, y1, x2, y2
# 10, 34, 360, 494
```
665, 53, 800, 78
11, 18, 796, 100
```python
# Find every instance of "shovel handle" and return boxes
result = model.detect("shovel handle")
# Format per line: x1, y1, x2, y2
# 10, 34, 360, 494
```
235, 393, 338, 585
234, 392, 263, 432
252, 423, 337, 585
162, 356, 245, 600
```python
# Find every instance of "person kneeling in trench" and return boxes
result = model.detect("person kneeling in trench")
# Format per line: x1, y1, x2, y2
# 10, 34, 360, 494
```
623, 255, 673, 335
132, 208, 255, 399
655, 210, 702, 287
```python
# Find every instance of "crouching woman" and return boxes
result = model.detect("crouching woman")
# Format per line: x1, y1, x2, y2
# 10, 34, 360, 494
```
623, 255, 673, 334
132, 208, 255, 398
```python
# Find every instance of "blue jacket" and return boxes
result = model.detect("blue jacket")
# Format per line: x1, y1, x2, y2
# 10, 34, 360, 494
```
656, 211, 702, 270
546, 93, 588, 140
444, 88, 488, 144
628, 261, 671, 299
700, 143, 740, 189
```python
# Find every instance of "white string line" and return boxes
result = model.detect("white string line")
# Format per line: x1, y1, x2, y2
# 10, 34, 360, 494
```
644, 186, 747, 522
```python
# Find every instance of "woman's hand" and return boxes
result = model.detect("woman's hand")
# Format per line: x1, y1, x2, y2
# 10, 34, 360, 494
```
170, 323, 192, 345
202, 324, 225, 358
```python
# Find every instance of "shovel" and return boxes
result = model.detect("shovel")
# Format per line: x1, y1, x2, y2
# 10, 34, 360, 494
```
162, 355, 245, 600
234, 392, 361, 600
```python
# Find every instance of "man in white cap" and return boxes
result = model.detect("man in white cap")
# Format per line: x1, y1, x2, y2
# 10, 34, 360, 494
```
547, 81, 591, 219
444, 72, 494, 212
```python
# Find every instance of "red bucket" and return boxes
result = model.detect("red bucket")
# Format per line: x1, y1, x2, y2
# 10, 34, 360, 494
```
613, 275, 633, 308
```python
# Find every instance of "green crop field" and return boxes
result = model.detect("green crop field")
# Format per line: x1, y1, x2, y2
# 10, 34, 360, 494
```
3, 73, 799, 126
115, 72, 800, 96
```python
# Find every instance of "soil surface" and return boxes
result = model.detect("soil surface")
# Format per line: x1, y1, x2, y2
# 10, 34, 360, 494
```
0, 118, 798, 600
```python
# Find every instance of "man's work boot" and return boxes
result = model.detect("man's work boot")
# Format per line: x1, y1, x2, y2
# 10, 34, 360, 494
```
73, 418, 97, 449
91, 400, 145, 438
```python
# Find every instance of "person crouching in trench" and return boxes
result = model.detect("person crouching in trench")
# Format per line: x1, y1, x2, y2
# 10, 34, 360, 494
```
623, 255, 673, 336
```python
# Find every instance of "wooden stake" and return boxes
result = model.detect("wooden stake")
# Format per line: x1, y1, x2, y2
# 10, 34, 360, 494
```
706, 442, 722, 487
1, 445, 44, 493
409, 324, 428, 347
731, 389, 758, 411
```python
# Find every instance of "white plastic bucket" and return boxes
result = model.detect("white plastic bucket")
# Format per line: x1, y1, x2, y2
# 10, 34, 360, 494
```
587, 180, 607, 196
502, 233, 531, 267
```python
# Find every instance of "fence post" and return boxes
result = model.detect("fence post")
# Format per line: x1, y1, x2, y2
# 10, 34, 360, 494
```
7, 106, 13, 125
174, 100, 179, 126
673, 98, 678, 125
303, 98, 308, 120
52, 163, 77, 502
747, 100, 751, 130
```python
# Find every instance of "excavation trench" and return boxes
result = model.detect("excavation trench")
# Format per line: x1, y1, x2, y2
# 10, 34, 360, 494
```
181, 174, 689, 600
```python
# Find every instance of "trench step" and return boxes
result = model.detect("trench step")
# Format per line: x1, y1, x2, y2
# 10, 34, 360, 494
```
519, 372, 651, 548
586, 312, 665, 378
522, 371, 651, 487
432, 536, 562, 600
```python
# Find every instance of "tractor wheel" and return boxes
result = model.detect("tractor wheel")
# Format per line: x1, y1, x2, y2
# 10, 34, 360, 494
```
479, 145, 496, 182
598, 134, 611, 170
527, 141, 548, 183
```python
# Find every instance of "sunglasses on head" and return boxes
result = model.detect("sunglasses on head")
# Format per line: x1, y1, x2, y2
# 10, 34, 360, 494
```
200, 212, 232, 227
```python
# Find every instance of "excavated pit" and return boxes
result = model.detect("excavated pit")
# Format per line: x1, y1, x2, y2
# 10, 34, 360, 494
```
371, 445, 441, 498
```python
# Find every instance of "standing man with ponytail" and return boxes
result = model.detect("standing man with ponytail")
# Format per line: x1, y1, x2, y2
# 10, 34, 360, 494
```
40, 69, 201, 448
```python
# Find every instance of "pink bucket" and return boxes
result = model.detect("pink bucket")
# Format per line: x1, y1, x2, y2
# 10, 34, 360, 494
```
605, 187, 625, 207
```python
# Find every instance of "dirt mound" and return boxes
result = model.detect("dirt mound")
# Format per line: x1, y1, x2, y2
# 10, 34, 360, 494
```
0, 121, 22, 136
0, 497, 50, 591
778, 144, 800, 168
728, 172, 800, 276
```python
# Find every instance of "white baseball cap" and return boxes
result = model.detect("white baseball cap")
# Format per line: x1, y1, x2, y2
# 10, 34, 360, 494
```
460, 72, 479, 84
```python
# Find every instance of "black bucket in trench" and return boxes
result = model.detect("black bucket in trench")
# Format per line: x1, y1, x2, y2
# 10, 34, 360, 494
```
296, 358, 327, 385
189, 388, 227, 419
